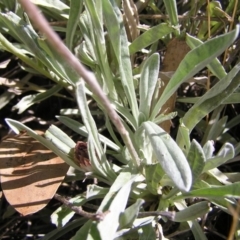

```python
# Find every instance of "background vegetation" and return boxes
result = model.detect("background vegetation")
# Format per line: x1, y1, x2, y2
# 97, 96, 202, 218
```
0, 0, 240, 239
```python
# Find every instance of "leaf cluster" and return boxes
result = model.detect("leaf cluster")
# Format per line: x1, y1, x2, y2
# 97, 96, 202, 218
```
0, 0, 240, 239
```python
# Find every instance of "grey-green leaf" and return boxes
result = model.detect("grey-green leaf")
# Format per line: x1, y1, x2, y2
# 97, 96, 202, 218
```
203, 140, 215, 160
119, 199, 145, 229
96, 173, 135, 240
13, 84, 62, 114
5, 118, 76, 169
139, 53, 160, 120
151, 26, 240, 119
186, 34, 227, 79
187, 139, 206, 183
129, 23, 173, 54
174, 201, 210, 222
66, 0, 83, 51
182, 61, 240, 133
143, 121, 192, 191
179, 182, 240, 199
204, 142, 234, 172
145, 164, 165, 195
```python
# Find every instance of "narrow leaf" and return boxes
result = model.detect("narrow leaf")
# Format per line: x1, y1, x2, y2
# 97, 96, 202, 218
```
57, 116, 120, 152
5, 119, 78, 169
143, 121, 192, 191
13, 84, 62, 114
178, 182, 240, 199
139, 53, 160, 120
129, 23, 173, 54
176, 120, 190, 153
187, 139, 206, 183
119, 199, 145, 229
182, 62, 240, 132
66, 0, 83, 50
174, 201, 210, 222
145, 164, 165, 195
96, 173, 135, 240
76, 82, 116, 181
186, 34, 227, 79
203, 140, 215, 160
204, 142, 234, 171
175, 201, 207, 240
163, 0, 179, 29
103, 0, 139, 123
151, 26, 240, 119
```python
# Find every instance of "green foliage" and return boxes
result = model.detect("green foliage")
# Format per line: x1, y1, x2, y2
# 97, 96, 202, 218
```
1, 0, 240, 239
143, 121, 192, 192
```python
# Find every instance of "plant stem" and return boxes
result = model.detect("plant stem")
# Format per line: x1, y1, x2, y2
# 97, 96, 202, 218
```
54, 194, 109, 221
139, 14, 232, 22
54, 193, 176, 221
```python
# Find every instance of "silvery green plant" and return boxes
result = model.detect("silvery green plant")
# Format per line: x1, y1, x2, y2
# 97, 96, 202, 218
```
1, 0, 240, 239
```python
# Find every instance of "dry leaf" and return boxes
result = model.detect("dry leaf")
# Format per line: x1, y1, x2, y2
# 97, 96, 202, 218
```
0, 131, 69, 216
159, 38, 190, 132
123, 0, 139, 42
74, 141, 92, 172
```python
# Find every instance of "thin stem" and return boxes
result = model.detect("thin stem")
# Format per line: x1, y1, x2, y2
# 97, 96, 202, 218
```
54, 194, 109, 221
139, 14, 232, 22
223, 0, 238, 65
54, 193, 176, 221
206, 0, 211, 123
18, 0, 141, 168
227, 199, 240, 240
